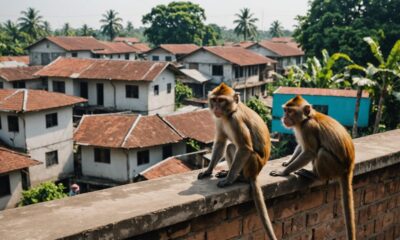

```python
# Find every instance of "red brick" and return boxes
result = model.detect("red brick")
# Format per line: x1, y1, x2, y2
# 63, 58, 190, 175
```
290, 231, 312, 240
358, 205, 376, 225
382, 212, 394, 229
273, 222, 283, 240
165, 222, 190, 239
353, 189, 363, 209
282, 219, 292, 238
241, 229, 265, 240
387, 198, 397, 210
191, 209, 227, 231
364, 187, 377, 204
299, 190, 325, 212
292, 214, 306, 233
326, 183, 338, 203
353, 176, 368, 190
186, 232, 205, 240
357, 222, 374, 239
385, 182, 397, 195
395, 224, 400, 238
206, 219, 241, 240
375, 216, 384, 233
273, 199, 297, 219
384, 226, 395, 240
306, 204, 334, 227
243, 213, 262, 234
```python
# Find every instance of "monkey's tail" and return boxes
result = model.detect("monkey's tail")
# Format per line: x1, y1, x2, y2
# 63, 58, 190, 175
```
250, 179, 277, 240
339, 174, 356, 240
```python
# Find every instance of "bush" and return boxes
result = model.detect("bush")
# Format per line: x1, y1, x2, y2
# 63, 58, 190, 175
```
19, 181, 67, 206
175, 81, 193, 108
246, 97, 272, 127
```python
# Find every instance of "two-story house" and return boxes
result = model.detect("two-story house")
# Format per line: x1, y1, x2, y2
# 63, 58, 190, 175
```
146, 44, 200, 62
35, 57, 179, 115
246, 38, 304, 74
113, 37, 140, 44
180, 46, 276, 102
0, 66, 44, 89
0, 89, 86, 185
92, 41, 149, 60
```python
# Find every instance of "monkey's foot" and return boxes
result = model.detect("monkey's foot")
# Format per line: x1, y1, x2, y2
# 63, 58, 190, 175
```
294, 169, 318, 180
215, 170, 228, 178
217, 179, 233, 188
282, 161, 290, 167
269, 170, 288, 177
198, 171, 212, 179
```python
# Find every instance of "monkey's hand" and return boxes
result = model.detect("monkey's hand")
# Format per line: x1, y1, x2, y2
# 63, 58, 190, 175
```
217, 178, 233, 188
198, 170, 212, 179
269, 170, 289, 177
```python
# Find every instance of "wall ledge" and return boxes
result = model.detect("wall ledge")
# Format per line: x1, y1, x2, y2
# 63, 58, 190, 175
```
0, 130, 399, 240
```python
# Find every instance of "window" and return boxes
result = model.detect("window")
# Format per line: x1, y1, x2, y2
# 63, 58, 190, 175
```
12, 81, 26, 89
7, 115, 19, 132
94, 148, 110, 164
0, 117, 2, 129
152, 56, 159, 61
45, 113, 58, 128
125, 53, 130, 60
80, 82, 88, 98
313, 105, 329, 114
0, 175, 11, 197
165, 56, 172, 61
188, 63, 199, 70
162, 145, 173, 159
154, 85, 159, 96
45, 151, 58, 167
71, 52, 78, 57
41, 53, 51, 65
126, 85, 139, 98
212, 65, 223, 76
0, 82, 3, 89
167, 83, 172, 94
137, 150, 149, 165
118, 54, 121, 59
53, 81, 65, 93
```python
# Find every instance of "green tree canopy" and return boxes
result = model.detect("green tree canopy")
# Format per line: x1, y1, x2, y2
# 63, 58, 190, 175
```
18, 7, 44, 40
269, 20, 284, 38
100, 9, 123, 40
142, 1, 210, 46
233, 8, 258, 41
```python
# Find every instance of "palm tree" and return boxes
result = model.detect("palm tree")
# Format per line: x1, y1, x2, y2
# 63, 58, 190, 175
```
4, 20, 20, 41
80, 24, 93, 36
43, 21, 52, 36
269, 20, 284, 38
18, 7, 44, 40
61, 23, 75, 36
126, 21, 134, 33
233, 8, 258, 41
100, 9, 123, 40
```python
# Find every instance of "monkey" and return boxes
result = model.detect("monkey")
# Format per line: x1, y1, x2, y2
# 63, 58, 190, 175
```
198, 83, 277, 240
270, 95, 356, 240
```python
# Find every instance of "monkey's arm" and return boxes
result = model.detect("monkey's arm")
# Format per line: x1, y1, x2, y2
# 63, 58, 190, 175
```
198, 137, 227, 179
282, 145, 302, 167
270, 150, 315, 176
217, 147, 251, 187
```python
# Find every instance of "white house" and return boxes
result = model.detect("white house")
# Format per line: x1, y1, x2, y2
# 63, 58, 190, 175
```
0, 89, 87, 185
0, 56, 29, 68
0, 147, 41, 210
35, 57, 179, 115
246, 38, 305, 74
74, 114, 186, 184
180, 46, 277, 101
113, 37, 140, 44
91, 41, 149, 60
146, 44, 200, 62
0, 66, 44, 89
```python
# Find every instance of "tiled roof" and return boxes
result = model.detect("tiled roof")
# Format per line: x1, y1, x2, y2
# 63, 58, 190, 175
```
140, 157, 193, 180
274, 87, 369, 98
164, 109, 215, 144
93, 41, 139, 54
0, 66, 43, 81
0, 147, 41, 174
113, 37, 140, 43
0, 89, 87, 113
0, 56, 29, 64
158, 44, 200, 55
27, 36, 107, 51
35, 57, 170, 81
130, 43, 151, 53
200, 47, 276, 66
74, 114, 184, 149
250, 40, 304, 57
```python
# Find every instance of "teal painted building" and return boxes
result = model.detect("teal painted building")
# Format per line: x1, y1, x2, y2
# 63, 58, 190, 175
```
272, 87, 371, 134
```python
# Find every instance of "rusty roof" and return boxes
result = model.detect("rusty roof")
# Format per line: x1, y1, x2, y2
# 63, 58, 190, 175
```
163, 109, 215, 144
26, 36, 108, 51
0, 147, 41, 174
74, 114, 184, 149
0, 66, 43, 81
0, 89, 87, 113
35, 57, 170, 81
130, 43, 151, 53
93, 41, 139, 54
113, 37, 140, 43
274, 87, 369, 98
195, 46, 276, 66
156, 44, 200, 55
0, 56, 29, 64
140, 157, 193, 180
249, 40, 304, 57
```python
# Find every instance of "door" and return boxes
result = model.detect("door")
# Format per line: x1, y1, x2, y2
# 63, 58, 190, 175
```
96, 83, 104, 106
80, 82, 88, 99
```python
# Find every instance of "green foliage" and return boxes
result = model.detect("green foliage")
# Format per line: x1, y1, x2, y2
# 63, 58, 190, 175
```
142, 1, 209, 46
18, 7, 44, 40
246, 97, 271, 127
100, 9, 123, 40
19, 182, 67, 206
269, 20, 284, 38
186, 139, 201, 151
233, 8, 258, 41
175, 81, 192, 108
271, 139, 290, 160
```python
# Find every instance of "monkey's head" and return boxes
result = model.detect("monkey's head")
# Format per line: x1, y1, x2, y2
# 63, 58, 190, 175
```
208, 83, 239, 118
281, 95, 313, 128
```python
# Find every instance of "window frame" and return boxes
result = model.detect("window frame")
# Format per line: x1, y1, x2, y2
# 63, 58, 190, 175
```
137, 150, 150, 166
165, 56, 172, 61
94, 148, 111, 164
7, 115, 19, 132
152, 56, 160, 61
52, 80, 66, 93
167, 83, 172, 94
126, 85, 139, 99
212, 65, 223, 76
45, 150, 59, 167
0, 175, 11, 197
154, 85, 159, 96
45, 112, 58, 128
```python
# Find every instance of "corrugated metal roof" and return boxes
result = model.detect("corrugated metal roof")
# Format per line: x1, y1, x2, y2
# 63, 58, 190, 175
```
0, 66, 43, 81
0, 147, 41, 174
113, 37, 140, 43
140, 157, 193, 180
250, 40, 304, 57
93, 41, 139, 54
0, 56, 29, 64
274, 87, 369, 98
158, 44, 200, 55
27, 36, 108, 51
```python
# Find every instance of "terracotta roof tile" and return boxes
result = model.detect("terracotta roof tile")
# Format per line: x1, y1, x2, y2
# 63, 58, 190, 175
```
0, 147, 41, 174
252, 40, 304, 57
27, 36, 107, 51
0, 56, 29, 64
274, 87, 369, 98
0, 66, 43, 81
0, 89, 87, 113
158, 44, 200, 55
113, 37, 140, 43
74, 114, 184, 149
164, 109, 215, 144
93, 41, 139, 54
140, 157, 193, 180
35, 57, 170, 81
201, 46, 276, 66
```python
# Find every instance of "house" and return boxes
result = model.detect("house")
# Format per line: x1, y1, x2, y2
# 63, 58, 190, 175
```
91, 41, 145, 60
246, 38, 304, 74
73, 114, 186, 185
271, 87, 371, 134
113, 37, 140, 44
178, 69, 212, 99
146, 44, 200, 62
0, 66, 44, 89
35, 57, 179, 115
0, 147, 41, 210
180, 46, 277, 102
0, 56, 29, 68
0, 89, 87, 185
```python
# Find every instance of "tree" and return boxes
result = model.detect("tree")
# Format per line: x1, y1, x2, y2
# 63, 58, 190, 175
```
246, 97, 271, 128
19, 182, 67, 206
202, 24, 218, 46
175, 81, 192, 108
18, 7, 44, 40
100, 9, 123, 40
269, 20, 284, 38
43, 21, 52, 36
61, 23, 75, 36
142, 1, 208, 46
4, 20, 20, 42
233, 8, 258, 41
79, 24, 93, 36
126, 21, 134, 33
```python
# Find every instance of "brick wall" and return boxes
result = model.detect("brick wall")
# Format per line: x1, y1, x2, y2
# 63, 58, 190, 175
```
132, 163, 400, 240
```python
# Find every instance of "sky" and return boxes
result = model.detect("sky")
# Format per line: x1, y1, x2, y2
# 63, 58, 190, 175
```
0, 0, 310, 31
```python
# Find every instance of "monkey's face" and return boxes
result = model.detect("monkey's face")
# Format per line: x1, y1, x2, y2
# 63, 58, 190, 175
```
282, 107, 296, 128
209, 95, 237, 118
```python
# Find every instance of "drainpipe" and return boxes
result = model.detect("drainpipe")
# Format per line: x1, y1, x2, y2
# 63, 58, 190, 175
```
110, 79, 116, 109
125, 149, 131, 183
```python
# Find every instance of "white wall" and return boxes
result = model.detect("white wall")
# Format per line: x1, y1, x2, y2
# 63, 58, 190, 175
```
47, 77, 74, 95
0, 79, 44, 90
114, 81, 149, 112
0, 113, 26, 149
147, 48, 176, 62
29, 41, 66, 65
0, 171, 23, 210
65, 51, 92, 59
147, 70, 176, 115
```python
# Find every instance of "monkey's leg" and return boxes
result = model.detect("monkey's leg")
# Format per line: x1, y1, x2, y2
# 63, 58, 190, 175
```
216, 143, 235, 178
282, 145, 302, 167
198, 140, 226, 179
270, 150, 314, 176
217, 148, 250, 187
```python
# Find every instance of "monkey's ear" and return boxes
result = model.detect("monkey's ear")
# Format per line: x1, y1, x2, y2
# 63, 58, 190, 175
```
303, 104, 311, 116
234, 93, 240, 103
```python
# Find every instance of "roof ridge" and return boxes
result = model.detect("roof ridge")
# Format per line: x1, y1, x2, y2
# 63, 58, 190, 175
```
121, 114, 142, 148
160, 114, 186, 139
